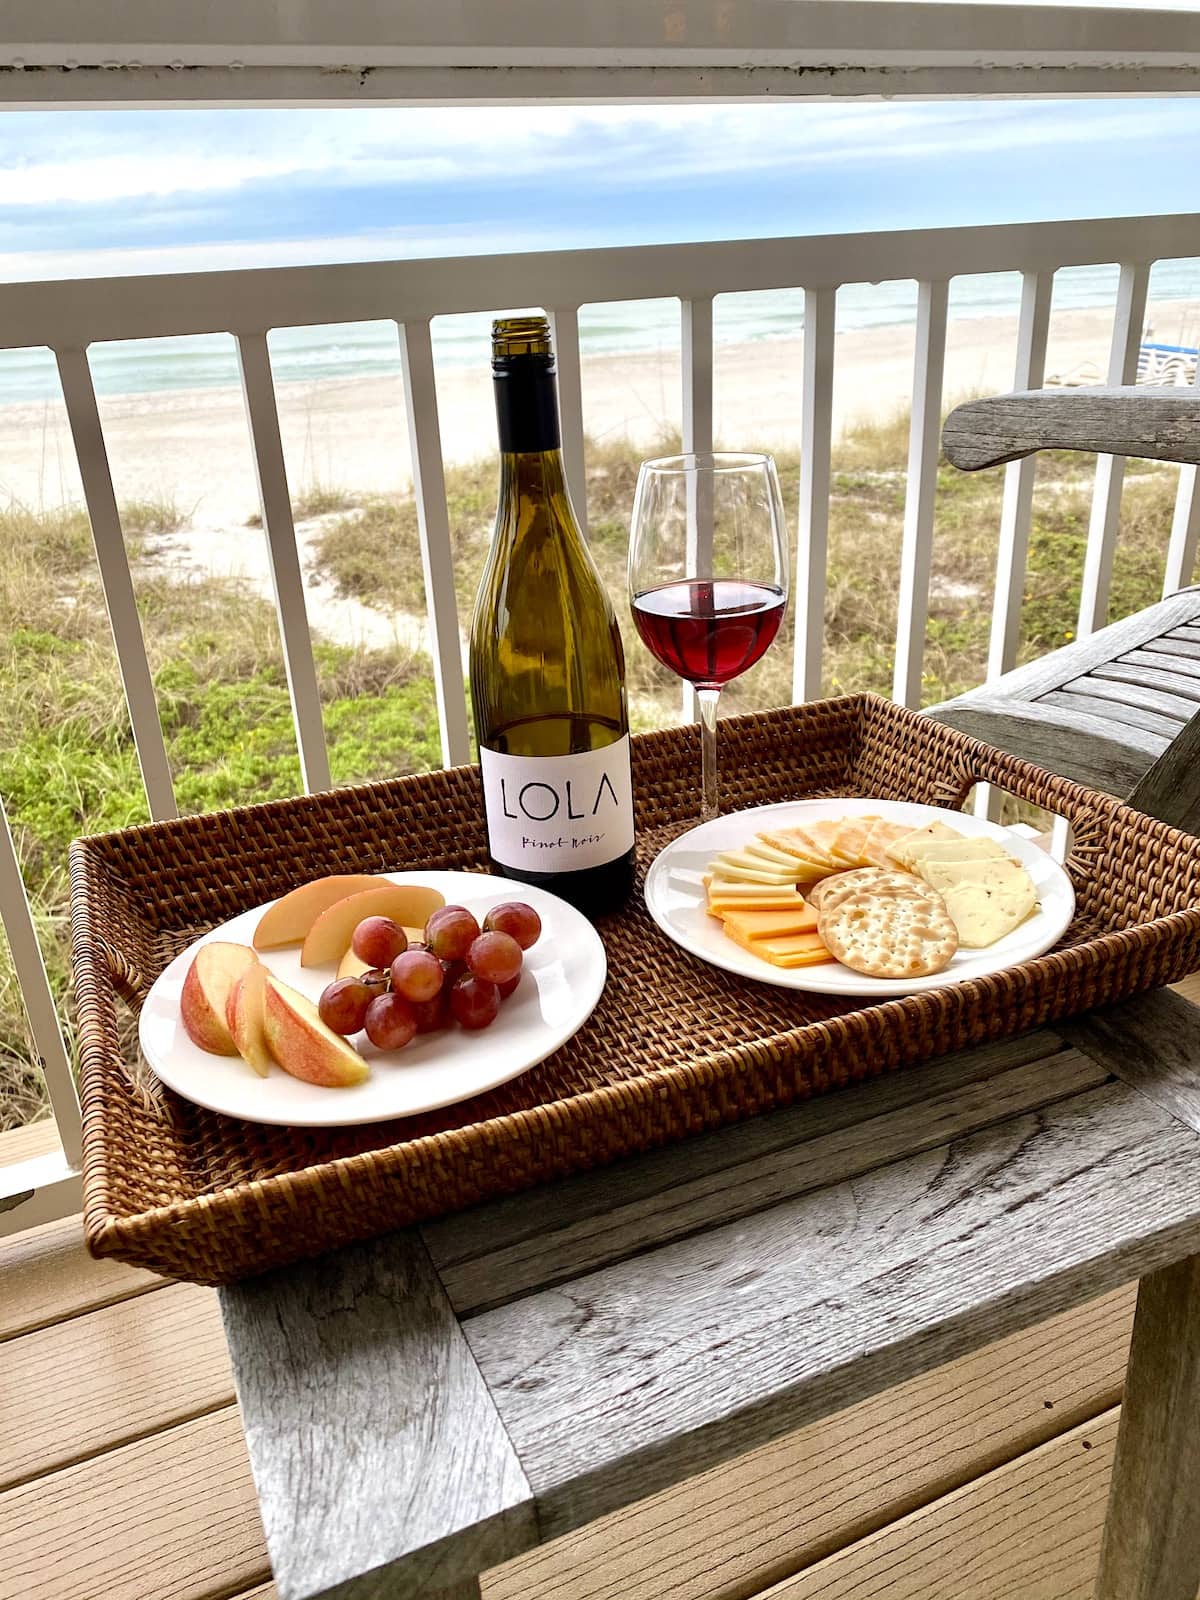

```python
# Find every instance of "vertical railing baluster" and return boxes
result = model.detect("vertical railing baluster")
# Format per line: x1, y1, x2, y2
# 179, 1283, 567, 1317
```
987, 270, 1054, 680
892, 280, 949, 709
236, 332, 333, 795
549, 307, 589, 540
0, 796, 81, 1169
1162, 356, 1200, 597
793, 286, 836, 703
1077, 262, 1151, 636
398, 320, 473, 768
681, 295, 715, 722
54, 347, 177, 821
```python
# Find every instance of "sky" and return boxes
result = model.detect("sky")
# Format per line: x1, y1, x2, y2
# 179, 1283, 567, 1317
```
1, 98, 1200, 281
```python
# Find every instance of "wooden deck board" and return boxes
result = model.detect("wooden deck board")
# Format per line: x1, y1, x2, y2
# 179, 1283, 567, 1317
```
0, 1120, 61, 1165
0, 1214, 164, 1342
0, 1281, 233, 1491
764, 1409, 1118, 1599
0, 1408, 269, 1600
0, 1215, 1138, 1600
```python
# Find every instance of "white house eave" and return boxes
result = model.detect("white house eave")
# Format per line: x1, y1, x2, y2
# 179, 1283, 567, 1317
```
2, 1, 1200, 105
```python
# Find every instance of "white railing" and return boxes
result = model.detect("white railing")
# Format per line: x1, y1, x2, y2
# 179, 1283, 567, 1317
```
2, 209, 1199, 1230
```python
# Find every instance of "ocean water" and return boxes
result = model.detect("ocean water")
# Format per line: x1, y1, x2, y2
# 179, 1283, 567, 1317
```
2, 257, 1198, 408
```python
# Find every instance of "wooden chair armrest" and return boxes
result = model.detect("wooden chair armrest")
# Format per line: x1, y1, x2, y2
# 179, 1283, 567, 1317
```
943, 387, 1200, 471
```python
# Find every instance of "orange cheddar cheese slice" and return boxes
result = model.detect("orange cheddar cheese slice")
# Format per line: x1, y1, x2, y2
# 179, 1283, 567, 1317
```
792, 819, 843, 867
721, 905, 820, 940
861, 817, 912, 869
829, 816, 880, 866
708, 889, 806, 914
725, 924, 833, 967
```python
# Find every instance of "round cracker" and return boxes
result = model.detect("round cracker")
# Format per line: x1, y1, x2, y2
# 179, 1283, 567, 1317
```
819, 887, 959, 979
808, 867, 931, 915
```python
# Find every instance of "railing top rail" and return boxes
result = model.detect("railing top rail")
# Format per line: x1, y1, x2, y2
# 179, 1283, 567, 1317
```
1, 212, 1198, 352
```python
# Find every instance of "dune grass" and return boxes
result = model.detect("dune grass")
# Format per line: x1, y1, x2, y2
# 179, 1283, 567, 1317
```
310, 417, 1182, 719
0, 420, 1187, 1129
0, 500, 443, 1128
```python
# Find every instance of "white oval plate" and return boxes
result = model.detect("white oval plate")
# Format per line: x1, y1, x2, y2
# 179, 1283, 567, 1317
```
644, 798, 1076, 997
139, 871, 606, 1127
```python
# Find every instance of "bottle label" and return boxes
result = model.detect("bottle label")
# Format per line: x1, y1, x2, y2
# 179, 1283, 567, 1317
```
479, 736, 635, 873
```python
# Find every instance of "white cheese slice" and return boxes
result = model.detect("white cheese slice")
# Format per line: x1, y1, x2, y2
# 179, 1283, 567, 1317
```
745, 841, 808, 868
712, 854, 804, 884
941, 878, 1038, 947
886, 821, 961, 869
706, 877, 803, 900
920, 857, 1033, 895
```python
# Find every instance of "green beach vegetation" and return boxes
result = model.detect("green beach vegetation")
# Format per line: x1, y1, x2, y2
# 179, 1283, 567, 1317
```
0, 414, 1183, 1128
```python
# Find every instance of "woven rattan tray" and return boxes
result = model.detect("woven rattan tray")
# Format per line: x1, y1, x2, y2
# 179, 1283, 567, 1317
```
71, 694, 1200, 1285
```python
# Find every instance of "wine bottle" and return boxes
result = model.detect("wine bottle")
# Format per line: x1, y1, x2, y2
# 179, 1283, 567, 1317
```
470, 315, 635, 917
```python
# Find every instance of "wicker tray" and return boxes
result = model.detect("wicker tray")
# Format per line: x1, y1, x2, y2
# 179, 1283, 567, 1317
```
71, 694, 1200, 1285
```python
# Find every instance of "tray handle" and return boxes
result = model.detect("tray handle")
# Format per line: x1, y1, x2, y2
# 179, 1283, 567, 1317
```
923, 759, 1086, 876
95, 936, 152, 1009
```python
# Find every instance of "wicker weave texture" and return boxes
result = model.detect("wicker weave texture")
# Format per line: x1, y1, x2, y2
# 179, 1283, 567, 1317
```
69, 695, 1200, 1284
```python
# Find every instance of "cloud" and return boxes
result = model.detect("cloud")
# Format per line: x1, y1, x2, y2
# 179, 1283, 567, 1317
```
1, 100, 1199, 282
4, 101, 1194, 207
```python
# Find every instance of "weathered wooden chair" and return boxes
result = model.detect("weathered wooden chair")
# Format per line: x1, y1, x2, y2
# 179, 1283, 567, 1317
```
932, 386, 1200, 830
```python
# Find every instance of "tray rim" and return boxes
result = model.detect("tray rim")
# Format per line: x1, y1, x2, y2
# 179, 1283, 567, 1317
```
70, 692, 1200, 1284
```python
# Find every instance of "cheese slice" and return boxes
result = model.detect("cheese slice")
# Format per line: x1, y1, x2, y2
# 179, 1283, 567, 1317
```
704, 883, 809, 908
745, 840, 813, 869
758, 828, 832, 871
803, 819, 844, 860
941, 879, 1038, 948
829, 816, 880, 867
861, 818, 915, 869
724, 924, 833, 967
920, 857, 1033, 895
711, 855, 805, 884
914, 838, 1008, 868
886, 821, 961, 869
721, 905, 820, 940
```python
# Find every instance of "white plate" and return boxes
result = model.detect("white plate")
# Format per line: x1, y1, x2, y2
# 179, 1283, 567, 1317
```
138, 871, 606, 1127
644, 798, 1076, 997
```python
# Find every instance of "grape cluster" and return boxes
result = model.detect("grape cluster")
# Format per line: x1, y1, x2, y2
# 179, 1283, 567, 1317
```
318, 900, 541, 1050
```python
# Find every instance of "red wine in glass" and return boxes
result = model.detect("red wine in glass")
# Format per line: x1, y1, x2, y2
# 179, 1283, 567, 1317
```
631, 579, 786, 690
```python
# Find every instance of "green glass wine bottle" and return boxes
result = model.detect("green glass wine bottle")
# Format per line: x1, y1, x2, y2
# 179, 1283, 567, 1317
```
469, 315, 634, 918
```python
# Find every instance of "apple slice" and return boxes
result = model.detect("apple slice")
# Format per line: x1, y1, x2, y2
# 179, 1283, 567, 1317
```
261, 974, 369, 1088
336, 926, 425, 980
225, 962, 272, 1078
337, 947, 372, 981
253, 874, 392, 951
180, 942, 259, 1055
301, 885, 447, 968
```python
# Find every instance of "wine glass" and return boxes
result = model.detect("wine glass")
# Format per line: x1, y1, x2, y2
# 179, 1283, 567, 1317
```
629, 451, 789, 821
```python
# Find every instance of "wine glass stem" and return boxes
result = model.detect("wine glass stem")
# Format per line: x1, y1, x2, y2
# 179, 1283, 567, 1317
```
697, 687, 721, 821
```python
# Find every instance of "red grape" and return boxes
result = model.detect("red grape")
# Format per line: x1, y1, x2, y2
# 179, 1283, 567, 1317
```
359, 967, 391, 996
390, 948, 444, 1004
409, 991, 450, 1033
482, 901, 542, 950
467, 931, 523, 986
351, 915, 408, 967
449, 973, 501, 1030
318, 977, 373, 1035
424, 905, 481, 963
363, 992, 418, 1050
497, 972, 521, 999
